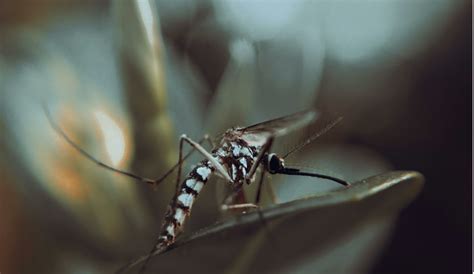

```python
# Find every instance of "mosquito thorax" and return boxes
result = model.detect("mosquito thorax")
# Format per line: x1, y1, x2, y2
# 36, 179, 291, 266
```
264, 153, 285, 174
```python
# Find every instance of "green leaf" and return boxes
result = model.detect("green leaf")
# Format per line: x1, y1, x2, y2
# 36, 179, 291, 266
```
118, 171, 423, 273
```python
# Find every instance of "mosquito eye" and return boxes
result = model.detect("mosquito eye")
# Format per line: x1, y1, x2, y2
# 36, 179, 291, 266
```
268, 155, 282, 173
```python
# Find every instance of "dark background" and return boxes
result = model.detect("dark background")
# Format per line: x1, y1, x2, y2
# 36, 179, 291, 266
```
368, 8, 471, 273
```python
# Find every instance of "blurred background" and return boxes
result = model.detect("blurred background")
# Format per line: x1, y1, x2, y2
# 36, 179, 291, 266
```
0, 0, 469, 273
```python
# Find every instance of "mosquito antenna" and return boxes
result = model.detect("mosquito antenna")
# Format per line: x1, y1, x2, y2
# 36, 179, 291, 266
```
277, 167, 349, 186
282, 116, 343, 159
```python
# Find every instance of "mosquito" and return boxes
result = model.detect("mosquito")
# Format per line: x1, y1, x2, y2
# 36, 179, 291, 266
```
44, 107, 349, 273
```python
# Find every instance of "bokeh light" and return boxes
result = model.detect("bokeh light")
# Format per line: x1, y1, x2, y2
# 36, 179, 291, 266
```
93, 110, 129, 167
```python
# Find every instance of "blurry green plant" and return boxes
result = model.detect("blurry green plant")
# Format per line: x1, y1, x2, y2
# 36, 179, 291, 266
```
0, 1, 428, 273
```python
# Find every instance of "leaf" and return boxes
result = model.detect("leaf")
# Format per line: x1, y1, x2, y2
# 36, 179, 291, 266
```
118, 171, 424, 273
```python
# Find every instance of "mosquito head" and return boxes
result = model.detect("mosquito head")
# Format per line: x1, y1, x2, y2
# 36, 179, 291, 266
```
264, 153, 285, 174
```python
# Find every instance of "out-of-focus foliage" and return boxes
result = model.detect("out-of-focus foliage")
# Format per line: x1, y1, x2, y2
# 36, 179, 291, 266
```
0, 0, 467, 273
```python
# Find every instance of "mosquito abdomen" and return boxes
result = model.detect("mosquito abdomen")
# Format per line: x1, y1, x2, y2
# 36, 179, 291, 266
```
156, 160, 214, 248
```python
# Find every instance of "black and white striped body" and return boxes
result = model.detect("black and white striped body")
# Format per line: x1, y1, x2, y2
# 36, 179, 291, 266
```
157, 160, 214, 247
156, 133, 260, 248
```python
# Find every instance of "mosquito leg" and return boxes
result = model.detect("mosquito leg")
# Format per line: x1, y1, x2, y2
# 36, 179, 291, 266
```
174, 135, 187, 194
221, 203, 259, 211
241, 140, 280, 248
179, 135, 233, 183
44, 105, 158, 185
220, 188, 258, 211
45, 104, 216, 190
219, 173, 278, 249
151, 134, 213, 190
254, 170, 266, 205
137, 239, 160, 274
254, 170, 279, 204
220, 191, 279, 250
255, 209, 278, 250
254, 171, 269, 205
245, 137, 274, 183
220, 188, 251, 212
139, 134, 218, 274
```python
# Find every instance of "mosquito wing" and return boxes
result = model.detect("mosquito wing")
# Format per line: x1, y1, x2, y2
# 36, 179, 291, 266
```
238, 110, 317, 146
